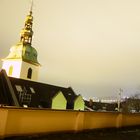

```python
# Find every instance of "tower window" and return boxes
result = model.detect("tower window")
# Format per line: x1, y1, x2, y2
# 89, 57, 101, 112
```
27, 68, 32, 79
8, 66, 13, 76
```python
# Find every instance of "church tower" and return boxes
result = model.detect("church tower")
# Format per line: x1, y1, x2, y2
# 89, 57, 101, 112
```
2, 2, 40, 81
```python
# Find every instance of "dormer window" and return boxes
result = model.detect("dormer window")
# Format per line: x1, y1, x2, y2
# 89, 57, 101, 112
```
15, 85, 23, 93
30, 87, 35, 93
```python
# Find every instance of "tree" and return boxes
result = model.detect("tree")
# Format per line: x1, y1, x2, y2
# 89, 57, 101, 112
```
122, 94, 140, 113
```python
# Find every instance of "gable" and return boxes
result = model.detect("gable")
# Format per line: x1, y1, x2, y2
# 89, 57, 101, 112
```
52, 91, 67, 110
74, 95, 85, 110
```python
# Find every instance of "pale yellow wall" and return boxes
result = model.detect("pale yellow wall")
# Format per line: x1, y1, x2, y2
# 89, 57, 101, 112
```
1, 108, 78, 137
84, 112, 119, 129
0, 107, 140, 138
2, 60, 22, 78
52, 91, 67, 110
0, 109, 8, 138
122, 113, 140, 126
20, 61, 39, 81
74, 95, 85, 110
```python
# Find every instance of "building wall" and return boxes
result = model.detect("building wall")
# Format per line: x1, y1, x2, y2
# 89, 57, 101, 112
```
0, 107, 140, 138
74, 95, 85, 110
52, 91, 67, 110
20, 61, 39, 81
2, 60, 39, 81
121, 113, 140, 127
2, 60, 22, 78
83, 111, 119, 129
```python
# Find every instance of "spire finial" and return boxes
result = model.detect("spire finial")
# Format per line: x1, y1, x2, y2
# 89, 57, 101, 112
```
30, 0, 33, 14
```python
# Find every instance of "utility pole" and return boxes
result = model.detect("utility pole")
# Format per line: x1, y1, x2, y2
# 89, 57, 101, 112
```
118, 88, 123, 112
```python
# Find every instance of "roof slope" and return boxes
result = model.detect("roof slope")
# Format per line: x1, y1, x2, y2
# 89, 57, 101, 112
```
9, 76, 77, 108
0, 69, 80, 109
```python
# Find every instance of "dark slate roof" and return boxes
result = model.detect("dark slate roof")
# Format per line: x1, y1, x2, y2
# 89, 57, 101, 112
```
0, 70, 14, 105
0, 69, 78, 109
10, 77, 78, 108
10, 77, 76, 97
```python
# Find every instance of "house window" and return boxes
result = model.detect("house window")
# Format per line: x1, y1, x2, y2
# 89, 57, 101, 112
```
30, 87, 35, 93
27, 68, 32, 79
15, 85, 23, 92
19, 92, 32, 103
8, 66, 13, 76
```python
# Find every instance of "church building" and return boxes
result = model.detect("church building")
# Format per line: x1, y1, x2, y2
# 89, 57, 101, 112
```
0, 5, 85, 110
2, 10, 40, 81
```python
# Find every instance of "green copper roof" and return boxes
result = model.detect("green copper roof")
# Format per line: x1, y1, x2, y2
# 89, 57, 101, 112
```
22, 44, 39, 65
5, 42, 40, 66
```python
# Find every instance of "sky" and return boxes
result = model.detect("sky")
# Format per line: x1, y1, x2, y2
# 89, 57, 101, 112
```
0, 0, 140, 99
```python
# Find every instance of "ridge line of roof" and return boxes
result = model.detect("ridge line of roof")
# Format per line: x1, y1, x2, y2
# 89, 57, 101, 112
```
9, 77, 69, 90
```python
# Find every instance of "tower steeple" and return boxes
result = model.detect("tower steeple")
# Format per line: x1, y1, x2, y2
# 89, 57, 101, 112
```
20, 0, 33, 45
2, 0, 40, 81
20, 11, 33, 45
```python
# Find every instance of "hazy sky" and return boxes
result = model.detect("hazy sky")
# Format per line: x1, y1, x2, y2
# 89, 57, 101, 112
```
1, 0, 140, 99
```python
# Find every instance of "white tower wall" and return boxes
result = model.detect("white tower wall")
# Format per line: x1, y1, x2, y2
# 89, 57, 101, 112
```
2, 60, 39, 81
